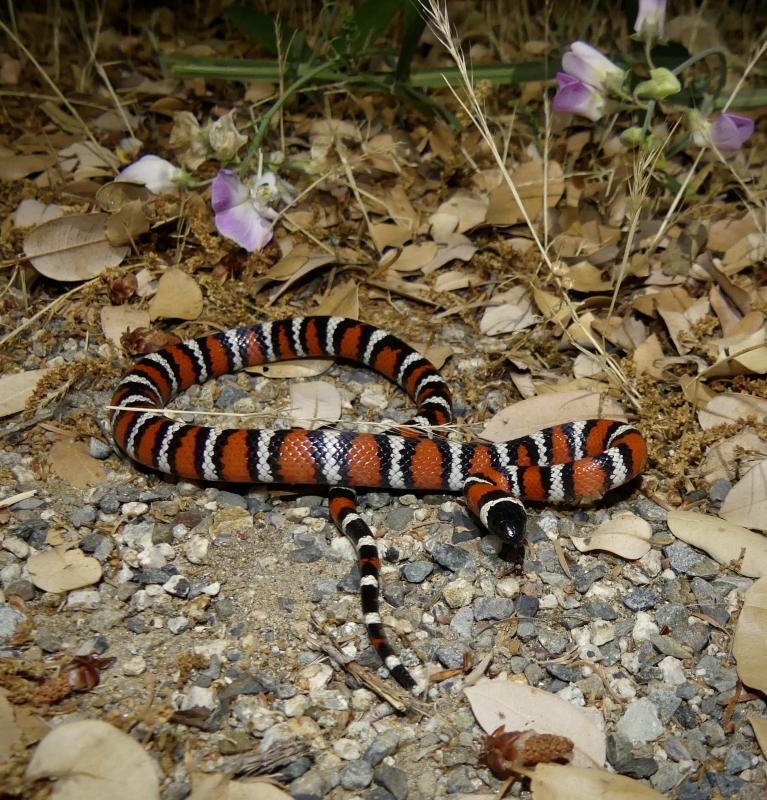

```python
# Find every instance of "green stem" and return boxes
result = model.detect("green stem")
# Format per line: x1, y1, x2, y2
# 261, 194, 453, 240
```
240, 59, 337, 172
641, 99, 656, 136
670, 46, 728, 103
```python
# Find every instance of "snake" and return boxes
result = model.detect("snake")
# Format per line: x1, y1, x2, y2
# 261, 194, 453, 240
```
111, 316, 647, 690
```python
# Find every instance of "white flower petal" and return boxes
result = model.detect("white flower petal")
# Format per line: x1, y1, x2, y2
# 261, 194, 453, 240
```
116, 155, 181, 194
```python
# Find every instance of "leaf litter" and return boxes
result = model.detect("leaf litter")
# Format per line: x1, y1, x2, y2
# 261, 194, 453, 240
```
1, 2, 767, 798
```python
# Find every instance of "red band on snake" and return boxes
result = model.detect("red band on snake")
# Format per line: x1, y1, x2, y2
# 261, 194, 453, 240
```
111, 316, 647, 690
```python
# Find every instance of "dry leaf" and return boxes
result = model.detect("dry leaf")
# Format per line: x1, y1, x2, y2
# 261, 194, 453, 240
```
530, 764, 665, 799
723, 233, 767, 275
0, 154, 56, 180
667, 510, 767, 577
288, 381, 342, 429
95, 181, 152, 212
719, 461, 767, 532
421, 233, 477, 274
0, 690, 21, 764
486, 161, 564, 226
749, 716, 767, 758
105, 200, 151, 246
370, 223, 411, 251
27, 546, 102, 593
315, 281, 359, 317
707, 214, 761, 252
481, 392, 627, 443
633, 334, 665, 379
24, 213, 129, 281
389, 242, 438, 272
49, 439, 106, 488
571, 513, 652, 560
733, 577, 767, 693
0, 369, 51, 418
25, 720, 159, 799
188, 772, 292, 800
251, 247, 335, 300
429, 191, 488, 236
101, 306, 152, 348
248, 360, 333, 379
564, 261, 612, 292
700, 431, 767, 485
698, 393, 767, 430
14, 198, 65, 228
148, 268, 203, 321
532, 287, 570, 326
465, 678, 605, 767
480, 286, 538, 335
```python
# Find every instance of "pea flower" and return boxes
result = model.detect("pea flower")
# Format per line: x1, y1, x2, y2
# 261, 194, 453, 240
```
115, 155, 184, 194
552, 72, 605, 122
208, 110, 247, 161
634, 0, 666, 40
561, 41, 625, 92
211, 169, 295, 252
691, 111, 755, 152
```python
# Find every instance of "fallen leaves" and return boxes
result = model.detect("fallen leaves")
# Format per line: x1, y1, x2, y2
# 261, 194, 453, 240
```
0, 369, 51, 417
530, 763, 665, 799
288, 381, 342, 429
27, 546, 102, 592
464, 677, 606, 767
48, 439, 106, 488
23, 213, 129, 281
733, 577, 767, 694
719, 461, 767, 532
667, 510, 767, 577
25, 720, 160, 799
148, 268, 204, 321
571, 513, 652, 560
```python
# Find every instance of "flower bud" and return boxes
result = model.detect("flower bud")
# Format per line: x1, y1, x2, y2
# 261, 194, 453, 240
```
634, 68, 681, 100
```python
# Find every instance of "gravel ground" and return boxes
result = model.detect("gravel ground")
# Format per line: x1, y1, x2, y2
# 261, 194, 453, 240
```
1, 319, 765, 800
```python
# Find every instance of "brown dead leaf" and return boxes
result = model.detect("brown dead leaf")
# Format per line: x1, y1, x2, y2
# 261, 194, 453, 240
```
0, 690, 21, 765
667, 510, 767, 577
633, 334, 665, 378
733, 577, 767, 693
27, 546, 102, 592
532, 287, 571, 326
530, 764, 665, 799
0, 369, 52, 418
24, 213, 129, 281
750, 716, 767, 758
101, 306, 152, 348
148, 268, 203, 321
700, 430, 767, 485
722, 233, 767, 275
571, 512, 652, 560
105, 200, 151, 246
25, 720, 159, 799
0, 154, 56, 180
429, 190, 488, 235
315, 281, 359, 317
465, 678, 605, 767
370, 223, 411, 251
486, 160, 564, 226
188, 772, 292, 800
95, 181, 153, 212
251, 246, 335, 301
421, 234, 477, 274
719, 461, 767, 532
564, 261, 612, 292
481, 391, 627, 443
248, 361, 332, 379
480, 286, 537, 335
48, 438, 106, 488
389, 242, 439, 272
288, 381, 342, 429
698, 393, 767, 430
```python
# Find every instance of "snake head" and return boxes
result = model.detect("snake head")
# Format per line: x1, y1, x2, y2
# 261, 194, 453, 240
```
483, 497, 527, 545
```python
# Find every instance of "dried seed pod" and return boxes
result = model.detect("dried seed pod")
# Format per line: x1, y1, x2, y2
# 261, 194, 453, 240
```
60, 653, 116, 692
483, 726, 574, 778
109, 272, 138, 303
121, 326, 181, 355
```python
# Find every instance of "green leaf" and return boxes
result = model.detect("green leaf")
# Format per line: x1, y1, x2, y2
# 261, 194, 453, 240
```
395, 3, 426, 82
224, 5, 307, 61
343, 0, 406, 55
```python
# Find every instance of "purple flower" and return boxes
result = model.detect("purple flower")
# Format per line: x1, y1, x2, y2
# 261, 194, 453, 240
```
690, 112, 755, 153
561, 41, 624, 91
710, 113, 755, 152
634, 0, 667, 39
212, 169, 296, 252
552, 72, 605, 122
